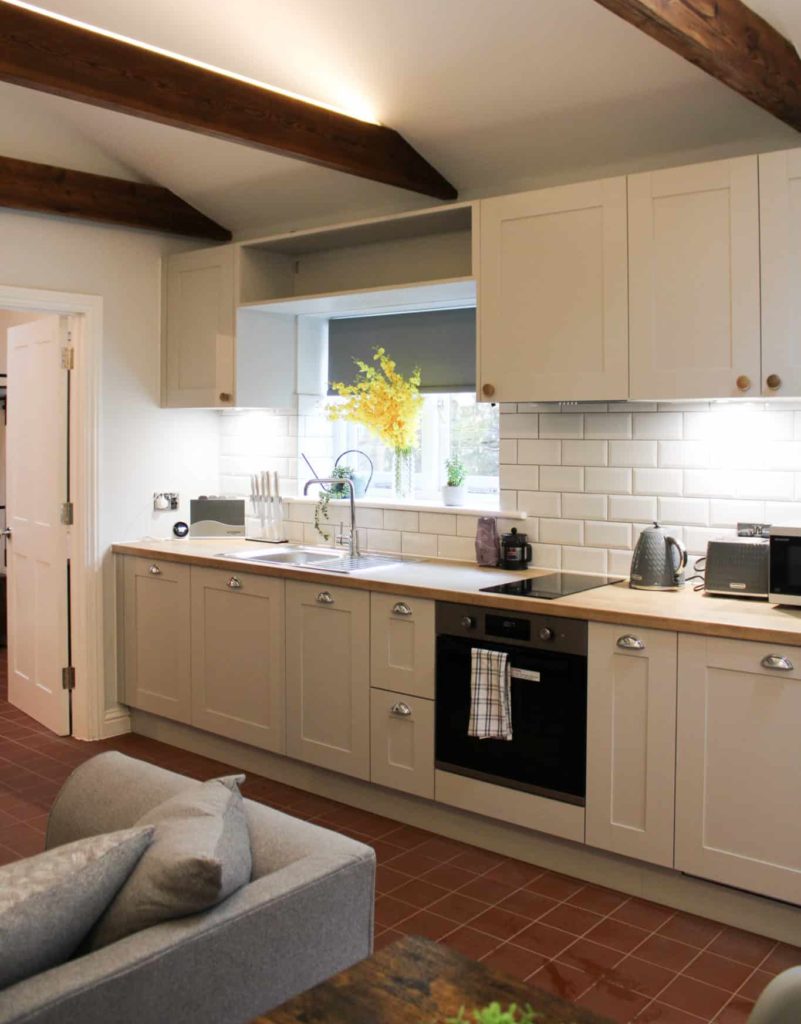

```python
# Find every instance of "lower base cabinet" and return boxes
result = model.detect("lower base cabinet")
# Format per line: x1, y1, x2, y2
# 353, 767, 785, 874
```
191, 567, 285, 752
675, 634, 801, 904
370, 688, 434, 798
285, 581, 371, 780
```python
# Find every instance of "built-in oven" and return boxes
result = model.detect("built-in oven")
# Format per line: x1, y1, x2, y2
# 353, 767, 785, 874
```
435, 603, 588, 806
769, 526, 801, 606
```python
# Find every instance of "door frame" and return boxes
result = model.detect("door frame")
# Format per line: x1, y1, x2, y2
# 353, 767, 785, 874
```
0, 284, 103, 741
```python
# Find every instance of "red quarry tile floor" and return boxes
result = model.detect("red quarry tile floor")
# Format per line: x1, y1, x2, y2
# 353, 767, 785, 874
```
0, 655, 798, 1023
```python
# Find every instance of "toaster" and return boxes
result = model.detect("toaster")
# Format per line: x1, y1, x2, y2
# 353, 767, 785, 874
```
704, 536, 769, 599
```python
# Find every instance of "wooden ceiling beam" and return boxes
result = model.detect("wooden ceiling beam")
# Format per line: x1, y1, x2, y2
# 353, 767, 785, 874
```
592, 0, 801, 133
0, 2, 457, 200
0, 154, 232, 240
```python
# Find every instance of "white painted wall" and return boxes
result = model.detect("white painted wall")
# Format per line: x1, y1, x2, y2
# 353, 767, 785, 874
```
0, 210, 220, 717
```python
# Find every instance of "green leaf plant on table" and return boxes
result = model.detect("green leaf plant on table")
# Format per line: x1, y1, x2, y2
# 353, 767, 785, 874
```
439, 1004, 542, 1024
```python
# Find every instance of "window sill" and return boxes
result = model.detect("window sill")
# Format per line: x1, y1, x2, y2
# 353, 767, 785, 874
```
287, 495, 526, 519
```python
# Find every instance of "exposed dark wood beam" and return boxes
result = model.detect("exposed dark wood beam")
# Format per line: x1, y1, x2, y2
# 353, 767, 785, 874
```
0, 154, 231, 239
592, 0, 801, 133
0, 2, 457, 201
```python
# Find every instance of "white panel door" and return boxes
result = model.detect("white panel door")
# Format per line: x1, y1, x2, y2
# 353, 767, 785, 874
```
586, 624, 677, 868
478, 177, 629, 402
676, 634, 801, 904
629, 156, 761, 399
6, 316, 71, 734
760, 148, 801, 397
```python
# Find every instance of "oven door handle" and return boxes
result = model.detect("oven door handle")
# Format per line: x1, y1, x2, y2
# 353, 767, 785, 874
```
510, 667, 541, 682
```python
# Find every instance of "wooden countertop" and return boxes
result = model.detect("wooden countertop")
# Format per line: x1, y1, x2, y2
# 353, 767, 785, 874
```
113, 538, 801, 645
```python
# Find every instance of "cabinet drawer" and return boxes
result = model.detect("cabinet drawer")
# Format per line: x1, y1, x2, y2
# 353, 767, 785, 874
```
370, 688, 434, 799
700, 635, 801, 680
370, 593, 435, 698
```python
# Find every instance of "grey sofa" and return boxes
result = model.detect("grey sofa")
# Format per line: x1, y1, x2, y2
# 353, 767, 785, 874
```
0, 751, 375, 1024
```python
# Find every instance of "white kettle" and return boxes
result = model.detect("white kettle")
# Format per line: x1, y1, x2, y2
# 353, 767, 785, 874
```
629, 522, 687, 591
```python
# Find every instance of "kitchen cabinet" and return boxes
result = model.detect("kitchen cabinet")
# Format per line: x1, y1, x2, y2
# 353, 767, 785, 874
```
629, 156, 761, 400
478, 177, 628, 403
586, 624, 677, 868
370, 593, 435, 698
122, 557, 192, 724
191, 567, 285, 752
370, 688, 434, 798
675, 634, 801, 905
285, 580, 370, 780
759, 147, 801, 396
163, 245, 296, 409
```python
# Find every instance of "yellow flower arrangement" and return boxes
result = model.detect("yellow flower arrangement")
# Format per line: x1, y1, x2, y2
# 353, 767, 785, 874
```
328, 347, 423, 455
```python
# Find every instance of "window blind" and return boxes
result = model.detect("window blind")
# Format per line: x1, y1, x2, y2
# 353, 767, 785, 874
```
327, 308, 476, 394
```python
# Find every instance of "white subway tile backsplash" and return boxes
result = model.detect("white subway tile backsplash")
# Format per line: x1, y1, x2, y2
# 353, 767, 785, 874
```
764, 501, 801, 526
499, 439, 517, 464
518, 491, 561, 518
585, 521, 632, 548
736, 471, 794, 501
609, 495, 658, 522
383, 509, 419, 532
562, 546, 608, 573
683, 470, 736, 498
367, 529, 401, 553
500, 465, 540, 491
419, 512, 458, 534
609, 441, 658, 467
608, 549, 634, 576
402, 532, 438, 557
540, 413, 583, 439
457, 516, 481, 538
633, 412, 683, 439
562, 493, 607, 520
517, 439, 561, 465
584, 413, 632, 440
437, 535, 477, 560
709, 499, 766, 527
658, 497, 709, 526
585, 467, 632, 494
540, 518, 584, 545
562, 440, 608, 466
658, 441, 710, 469
633, 468, 683, 496
531, 543, 562, 569
540, 466, 584, 492
500, 414, 539, 439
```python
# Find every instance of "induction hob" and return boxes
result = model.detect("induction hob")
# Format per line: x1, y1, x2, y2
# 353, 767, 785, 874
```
480, 572, 624, 600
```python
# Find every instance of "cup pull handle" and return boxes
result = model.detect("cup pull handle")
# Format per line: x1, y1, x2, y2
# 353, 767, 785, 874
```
390, 702, 412, 717
617, 634, 645, 651
316, 591, 334, 605
148, 564, 161, 576
761, 654, 793, 671
227, 576, 242, 590
392, 602, 412, 616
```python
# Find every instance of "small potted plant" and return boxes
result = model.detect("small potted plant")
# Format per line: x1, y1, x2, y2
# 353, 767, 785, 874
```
443, 455, 467, 507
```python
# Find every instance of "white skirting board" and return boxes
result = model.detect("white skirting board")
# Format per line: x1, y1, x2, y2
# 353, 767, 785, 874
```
131, 710, 801, 946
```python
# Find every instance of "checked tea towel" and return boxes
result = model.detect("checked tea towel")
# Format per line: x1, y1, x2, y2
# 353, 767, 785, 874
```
468, 648, 513, 741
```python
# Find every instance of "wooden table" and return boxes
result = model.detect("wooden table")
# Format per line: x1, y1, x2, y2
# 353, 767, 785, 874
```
254, 935, 612, 1024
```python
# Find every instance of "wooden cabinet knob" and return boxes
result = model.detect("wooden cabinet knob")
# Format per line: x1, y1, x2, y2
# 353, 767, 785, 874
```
219, 392, 232, 402
481, 383, 496, 398
766, 374, 782, 391
735, 375, 751, 392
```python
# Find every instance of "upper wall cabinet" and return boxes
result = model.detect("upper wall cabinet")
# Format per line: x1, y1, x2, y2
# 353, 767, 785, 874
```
629, 156, 761, 400
760, 148, 801, 397
478, 177, 629, 403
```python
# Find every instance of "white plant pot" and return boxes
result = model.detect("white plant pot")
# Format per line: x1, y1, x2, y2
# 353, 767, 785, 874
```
442, 485, 466, 507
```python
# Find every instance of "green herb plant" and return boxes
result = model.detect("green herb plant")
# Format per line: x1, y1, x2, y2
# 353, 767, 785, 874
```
443, 1003, 541, 1024
313, 465, 354, 542
445, 455, 466, 488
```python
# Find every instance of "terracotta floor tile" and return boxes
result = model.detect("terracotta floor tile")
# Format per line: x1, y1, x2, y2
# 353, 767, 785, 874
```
635, 935, 700, 973
526, 871, 585, 901
381, 824, 435, 850
634, 1001, 706, 1024
531, 960, 597, 1002
374, 896, 416, 928
577, 979, 651, 1024
586, 918, 651, 955
449, 847, 505, 875
706, 928, 776, 967
395, 910, 456, 942
496, 889, 558, 921
440, 926, 499, 960
556, 938, 625, 977
389, 878, 449, 909
760, 942, 801, 975
659, 975, 731, 1019
736, 969, 774, 1002
482, 858, 544, 888
414, 836, 471, 861
373, 928, 404, 952
683, 951, 754, 992
513, 921, 576, 958
384, 849, 441, 876
458, 876, 519, 905
538, 903, 604, 937
422, 863, 480, 893
366, 839, 406, 864
428, 891, 488, 925
713, 996, 756, 1024
569, 884, 629, 916
658, 913, 724, 949
481, 943, 548, 982
606, 956, 677, 998
612, 899, 676, 933
375, 865, 414, 895
469, 906, 530, 941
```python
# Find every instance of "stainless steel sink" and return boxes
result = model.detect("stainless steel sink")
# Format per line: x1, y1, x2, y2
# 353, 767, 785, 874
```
219, 546, 400, 573
243, 550, 341, 566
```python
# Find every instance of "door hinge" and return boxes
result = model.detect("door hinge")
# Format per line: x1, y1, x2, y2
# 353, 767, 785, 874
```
60, 501, 74, 526
62, 666, 75, 691
61, 347, 75, 370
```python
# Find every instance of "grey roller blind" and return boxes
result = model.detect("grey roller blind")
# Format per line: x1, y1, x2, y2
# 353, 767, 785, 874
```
327, 308, 476, 394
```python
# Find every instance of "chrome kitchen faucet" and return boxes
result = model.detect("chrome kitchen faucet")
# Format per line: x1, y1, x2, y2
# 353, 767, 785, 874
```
303, 476, 360, 558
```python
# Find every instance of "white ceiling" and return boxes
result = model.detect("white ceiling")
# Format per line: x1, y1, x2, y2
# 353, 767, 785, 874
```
3, 0, 800, 237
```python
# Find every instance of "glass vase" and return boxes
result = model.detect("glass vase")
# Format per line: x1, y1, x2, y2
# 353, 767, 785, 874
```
393, 448, 414, 500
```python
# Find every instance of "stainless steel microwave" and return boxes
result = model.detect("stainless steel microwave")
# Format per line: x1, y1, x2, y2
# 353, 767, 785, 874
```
769, 527, 801, 606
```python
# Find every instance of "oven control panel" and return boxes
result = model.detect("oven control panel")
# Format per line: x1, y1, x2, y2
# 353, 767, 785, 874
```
436, 602, 587, 656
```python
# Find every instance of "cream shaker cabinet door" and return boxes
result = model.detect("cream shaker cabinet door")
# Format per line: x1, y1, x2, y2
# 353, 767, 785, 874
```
190, 568, 285, 752
760, 148, 801, 397
629, 156, 761, 399
586, 624, 677, 868
370, 689, 434, 799
122, 557, 192, 723
164, 245, 236, 409
478, 177, 628, 403
676, 634, 801, 904
370, 593, 435, 698
285, 581, 370, 780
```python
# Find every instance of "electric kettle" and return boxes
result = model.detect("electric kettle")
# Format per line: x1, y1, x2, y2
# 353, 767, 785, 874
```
629, 522, 687, 591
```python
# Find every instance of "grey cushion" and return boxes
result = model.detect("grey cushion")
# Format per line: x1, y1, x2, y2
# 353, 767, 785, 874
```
0, 826, 153, 989
89, 777, 252, 950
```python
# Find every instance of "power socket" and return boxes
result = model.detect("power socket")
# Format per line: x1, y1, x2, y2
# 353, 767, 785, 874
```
153, 492, 179, 511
